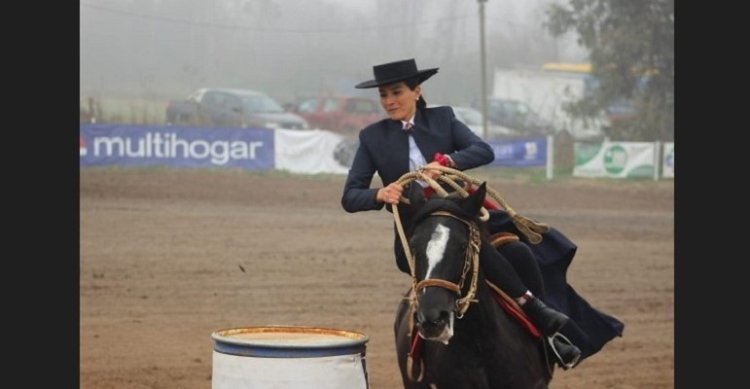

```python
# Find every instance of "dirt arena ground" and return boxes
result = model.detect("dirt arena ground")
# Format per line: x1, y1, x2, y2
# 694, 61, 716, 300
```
80, 167, 674, 388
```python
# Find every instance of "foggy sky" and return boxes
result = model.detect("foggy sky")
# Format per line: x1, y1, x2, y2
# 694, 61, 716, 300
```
80, 0, 585, 107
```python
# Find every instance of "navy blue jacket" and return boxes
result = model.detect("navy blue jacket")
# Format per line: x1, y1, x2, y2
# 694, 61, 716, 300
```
342, 105, 493, 211
341, 105, 494, 272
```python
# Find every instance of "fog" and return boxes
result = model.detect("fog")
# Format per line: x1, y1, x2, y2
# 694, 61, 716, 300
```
80, 0, 585, 107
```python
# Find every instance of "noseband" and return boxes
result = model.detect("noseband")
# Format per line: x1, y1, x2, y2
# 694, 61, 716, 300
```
410, 210, 481, 317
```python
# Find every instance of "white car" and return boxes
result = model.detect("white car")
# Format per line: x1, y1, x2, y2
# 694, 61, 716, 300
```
430, 105, 518, 139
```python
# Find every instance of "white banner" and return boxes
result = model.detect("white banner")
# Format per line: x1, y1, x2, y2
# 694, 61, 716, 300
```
573, 141, 656, 178
662, 142, 674, 178
274, 129, 357, 175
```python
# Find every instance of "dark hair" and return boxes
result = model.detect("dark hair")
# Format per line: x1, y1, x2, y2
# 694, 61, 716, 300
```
404, 76, 427, 109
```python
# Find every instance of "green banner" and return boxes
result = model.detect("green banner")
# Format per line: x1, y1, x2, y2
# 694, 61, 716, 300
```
573, 141, 656, 178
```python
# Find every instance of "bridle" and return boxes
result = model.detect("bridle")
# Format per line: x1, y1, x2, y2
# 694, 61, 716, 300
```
392, 166, 547, 322
409, 210, 482, 318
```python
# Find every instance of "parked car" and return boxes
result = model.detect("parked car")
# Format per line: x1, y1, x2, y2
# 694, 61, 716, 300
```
288, 96, 383, 134
166, 88, 309, 129
477, 98, 555, 136
451, 106, 519, 139
429, 105, 517, 139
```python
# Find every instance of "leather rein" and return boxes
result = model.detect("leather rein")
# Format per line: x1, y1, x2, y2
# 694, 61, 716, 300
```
393, 167, 547, 318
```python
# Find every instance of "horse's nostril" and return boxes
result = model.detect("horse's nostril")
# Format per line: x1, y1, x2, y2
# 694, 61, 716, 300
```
418, 310, 450, 329
418, 320, 443, 332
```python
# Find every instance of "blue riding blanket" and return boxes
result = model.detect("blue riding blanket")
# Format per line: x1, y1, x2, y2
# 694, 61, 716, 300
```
486, 210, 625, 360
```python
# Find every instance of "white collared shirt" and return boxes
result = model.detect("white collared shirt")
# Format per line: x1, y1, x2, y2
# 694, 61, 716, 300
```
402, 116, 428, 187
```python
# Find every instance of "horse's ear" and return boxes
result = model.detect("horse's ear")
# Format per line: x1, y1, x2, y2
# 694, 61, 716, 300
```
407, 183, 426, 210
462, 182, 487, 216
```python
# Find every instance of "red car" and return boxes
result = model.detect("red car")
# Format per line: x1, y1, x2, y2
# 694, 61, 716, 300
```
290, 96, 383, 134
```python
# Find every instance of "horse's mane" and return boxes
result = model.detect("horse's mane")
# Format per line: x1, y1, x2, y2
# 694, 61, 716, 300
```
408, 195, 491, 240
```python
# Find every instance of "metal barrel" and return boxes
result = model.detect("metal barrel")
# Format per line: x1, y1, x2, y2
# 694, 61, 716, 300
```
211, 326, 370, 389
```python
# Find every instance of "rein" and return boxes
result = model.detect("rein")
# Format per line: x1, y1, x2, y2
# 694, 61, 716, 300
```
393, 167, 549, 323
394, 166, 550, 245
393, 166, 548, 304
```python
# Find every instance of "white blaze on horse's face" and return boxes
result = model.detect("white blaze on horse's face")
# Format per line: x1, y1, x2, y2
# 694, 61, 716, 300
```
423, 223, 456, 345
424, 224, 450, 282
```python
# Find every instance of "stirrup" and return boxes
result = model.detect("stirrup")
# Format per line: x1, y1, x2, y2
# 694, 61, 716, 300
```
547, 332, 581, 370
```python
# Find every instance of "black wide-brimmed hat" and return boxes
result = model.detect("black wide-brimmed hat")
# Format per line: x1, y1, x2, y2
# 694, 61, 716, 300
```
355, 58, 439, 89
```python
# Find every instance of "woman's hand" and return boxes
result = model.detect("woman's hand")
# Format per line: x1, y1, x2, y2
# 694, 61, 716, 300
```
422, 161, 444, 181
377, 182, 404, 205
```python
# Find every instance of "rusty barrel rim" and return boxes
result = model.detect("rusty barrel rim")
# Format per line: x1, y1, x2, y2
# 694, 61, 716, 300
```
211, 325, 369, 358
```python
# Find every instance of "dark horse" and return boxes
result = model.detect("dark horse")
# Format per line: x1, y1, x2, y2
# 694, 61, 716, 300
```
394, 182, 552, 389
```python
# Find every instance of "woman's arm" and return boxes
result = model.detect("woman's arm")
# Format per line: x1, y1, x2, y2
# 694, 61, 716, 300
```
341, 133, 385, 213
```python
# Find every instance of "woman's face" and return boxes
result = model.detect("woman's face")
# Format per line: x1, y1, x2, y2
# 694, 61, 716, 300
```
378, 82, 421, 122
